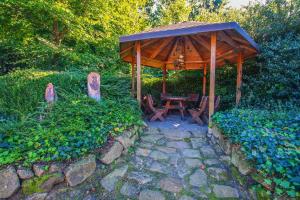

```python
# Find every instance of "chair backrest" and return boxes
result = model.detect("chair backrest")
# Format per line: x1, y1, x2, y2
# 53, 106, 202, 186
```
198, 96, 208, 113
204, 96, 220, 113
146, 94, 156, 113
160, 93, 171, 100
188, 93, 199, 102
214, 96, 220, 112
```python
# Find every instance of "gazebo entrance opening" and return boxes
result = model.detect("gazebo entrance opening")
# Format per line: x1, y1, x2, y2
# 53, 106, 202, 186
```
119, 22, 259, 123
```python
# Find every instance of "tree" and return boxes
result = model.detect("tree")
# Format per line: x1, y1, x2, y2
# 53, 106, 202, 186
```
189, 0, 228, 20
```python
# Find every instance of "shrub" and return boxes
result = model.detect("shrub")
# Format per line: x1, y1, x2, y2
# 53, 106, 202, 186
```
142, 67, 236, 110
212, 108, 300, 198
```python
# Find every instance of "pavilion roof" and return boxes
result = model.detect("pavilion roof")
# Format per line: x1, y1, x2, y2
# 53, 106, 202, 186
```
119, 21, 259, 70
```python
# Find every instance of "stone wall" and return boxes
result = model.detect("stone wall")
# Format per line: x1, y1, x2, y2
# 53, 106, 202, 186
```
207, 125, 253, 176
0, 126, 142, 199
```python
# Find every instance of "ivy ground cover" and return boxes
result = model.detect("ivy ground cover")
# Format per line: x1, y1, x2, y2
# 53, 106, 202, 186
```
0, 69, 142, 167
212, 108, 300, 198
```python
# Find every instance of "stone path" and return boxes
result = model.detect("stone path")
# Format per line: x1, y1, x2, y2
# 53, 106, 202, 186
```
32, 115, 252, 200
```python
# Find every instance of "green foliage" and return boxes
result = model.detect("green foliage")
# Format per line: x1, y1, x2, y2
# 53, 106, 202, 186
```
213, 108, 300, 198
0, 0, 148, 73
0, 69, 86, 119
242, 33, 300, 107
142, 67, 236, 110
0, 69, 142, 167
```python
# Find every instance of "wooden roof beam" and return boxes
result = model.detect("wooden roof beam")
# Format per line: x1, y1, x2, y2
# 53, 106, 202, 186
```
217, 31, 240, 49
121, 38, 160, 58
150, 37, 174, 59
166, 37, 179, 62
191, 35, 211, 51
185, 36, 203, 61
231, 36, 250, 45
240, 44, 257, 53
204, 49, 236, 62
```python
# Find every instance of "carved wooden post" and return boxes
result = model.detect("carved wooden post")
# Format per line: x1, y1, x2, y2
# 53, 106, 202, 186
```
136, 41, 141, 106
45, 83, 56, 103
87, 72, 101, 101
209, 32, 217, 124
236, 52, 243, 105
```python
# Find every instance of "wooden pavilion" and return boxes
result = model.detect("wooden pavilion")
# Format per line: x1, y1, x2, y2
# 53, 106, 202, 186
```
119, 22, 259, 122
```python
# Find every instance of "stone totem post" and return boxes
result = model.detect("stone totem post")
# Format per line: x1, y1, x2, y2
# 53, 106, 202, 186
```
87, 72, 101, 101
45, 83, 56, 103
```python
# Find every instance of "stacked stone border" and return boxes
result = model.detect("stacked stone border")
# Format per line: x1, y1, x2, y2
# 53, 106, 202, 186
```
0, 126, 143, 199
207, 125, 253, 176
207, 125, 275, 197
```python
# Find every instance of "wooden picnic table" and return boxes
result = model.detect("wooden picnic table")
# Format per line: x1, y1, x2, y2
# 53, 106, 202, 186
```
162, 95, 189, 119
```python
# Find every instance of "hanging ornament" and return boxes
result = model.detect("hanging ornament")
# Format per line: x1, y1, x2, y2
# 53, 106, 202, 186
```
173, 37, 185, 70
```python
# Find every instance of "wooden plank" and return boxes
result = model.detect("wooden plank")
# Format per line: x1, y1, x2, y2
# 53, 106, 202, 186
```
136, 41, 141, 105
131, 57, 135, 97
121, 39, 160, 58
217, 31, 240, 49
141, 56, 165, 66
240, 44, 257, 53
185, 36, 203, 60
236, 52, 243, 105
162, 65, 167, 94
204, 49, 236, 62
120, 43, 134, 55
191, 35, 210, 51
165, 60, 207, 64
150, 37, 173, 59
203, 63, 207, 96
231, 36, 250, 45
188, 36, 206, 60
123, 55, 164, 68
209, 32, 217, 124
166, 38, 179, 62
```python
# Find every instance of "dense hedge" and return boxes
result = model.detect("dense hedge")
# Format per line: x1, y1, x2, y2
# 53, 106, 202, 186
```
142, 67, 236, 110
212, 108, 300, 198
0, 69, 142, 166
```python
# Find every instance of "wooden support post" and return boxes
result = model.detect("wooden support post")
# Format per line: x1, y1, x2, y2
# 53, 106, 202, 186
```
136, 41, 141, 106
202, 63, 207, 96
162, 65, 167, 94
209, 32, 217, 124
131, 57, 135, 97
236, 52, 243, 105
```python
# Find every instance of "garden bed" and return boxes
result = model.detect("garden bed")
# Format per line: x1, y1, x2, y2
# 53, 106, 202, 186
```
212, 108, 300, 198
0, 69, 145, 198
0, 126, 143, 199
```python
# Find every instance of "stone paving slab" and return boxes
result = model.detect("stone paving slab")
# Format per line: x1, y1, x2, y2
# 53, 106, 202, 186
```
48, 115, 252, 200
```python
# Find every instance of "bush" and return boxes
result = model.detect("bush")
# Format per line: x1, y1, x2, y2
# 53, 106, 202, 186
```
0, 69, 142, 167
212, 108, 300, 198
142, 67, 236, 110
0, 69, 86, 119
242, 33, 300, 107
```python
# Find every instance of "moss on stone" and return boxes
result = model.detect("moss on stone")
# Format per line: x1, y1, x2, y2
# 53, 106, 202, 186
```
22, 173, 61, 195
230, 166, 246, 185
178, 188, 194, 197
114, 179, 124, 199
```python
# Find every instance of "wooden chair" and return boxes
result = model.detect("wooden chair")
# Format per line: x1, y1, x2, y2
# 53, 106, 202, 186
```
188, 96, 208, 125
146, 94, 168, 121
141, 95, 152, 114
187, 93, 199, 102
202, 96, 220, 123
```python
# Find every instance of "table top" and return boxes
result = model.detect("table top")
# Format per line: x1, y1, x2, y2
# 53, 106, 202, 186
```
162, 95, 189, 101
